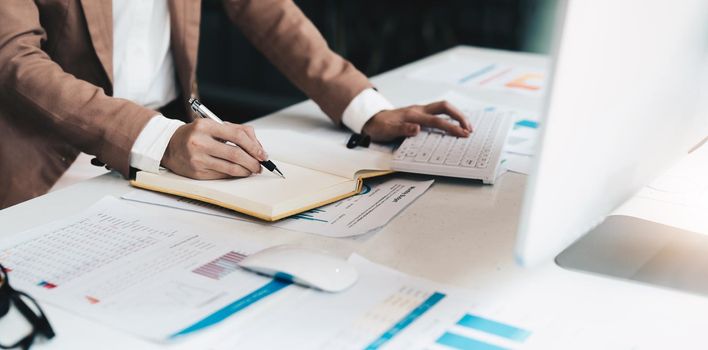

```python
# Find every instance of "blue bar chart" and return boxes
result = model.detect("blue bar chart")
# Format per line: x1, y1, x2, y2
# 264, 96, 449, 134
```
435, 313, 532, 350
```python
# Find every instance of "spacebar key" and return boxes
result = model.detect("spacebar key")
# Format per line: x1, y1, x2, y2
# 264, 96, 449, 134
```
444, 152, 463, 165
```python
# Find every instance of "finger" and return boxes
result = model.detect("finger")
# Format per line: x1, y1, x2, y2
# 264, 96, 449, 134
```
402, 122, 420, 137
241, 125, 264, 150
207, 139, 262, 174
190, 169, 231, 180
211, 123, 267, 161
180, 154, 231, 180
403, 111, 469, 137
423, 101, 472, 131
241, 125, 270, 161
204, 155, 253, 178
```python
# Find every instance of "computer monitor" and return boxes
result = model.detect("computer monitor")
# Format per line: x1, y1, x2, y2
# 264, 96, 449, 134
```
515, 0, 708, 267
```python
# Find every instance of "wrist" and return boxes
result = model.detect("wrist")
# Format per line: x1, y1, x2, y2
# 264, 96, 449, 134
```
342, 88, 395, 133
130, 115, 184, 173
361, 110, 384, 135
160, 124, 186, 171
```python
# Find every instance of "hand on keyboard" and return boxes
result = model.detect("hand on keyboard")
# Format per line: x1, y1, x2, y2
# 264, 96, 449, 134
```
361, 101, 472, 141
390, 107, 514, 184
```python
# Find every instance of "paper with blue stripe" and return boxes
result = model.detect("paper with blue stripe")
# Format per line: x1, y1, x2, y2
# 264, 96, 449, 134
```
514, 119, 539, 129
364, 292, 446, 349
169, 279, 291, 339
459, 64, 497, 84
435, 313, 531, 350
456, 313, 531, 342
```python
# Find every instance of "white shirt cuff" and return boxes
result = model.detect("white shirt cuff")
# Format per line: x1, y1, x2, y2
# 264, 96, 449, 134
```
342, 88, 395, 133
130, 115, 185, 173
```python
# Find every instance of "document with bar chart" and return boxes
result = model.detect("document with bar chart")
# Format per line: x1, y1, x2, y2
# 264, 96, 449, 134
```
406, 54, 547, 96
212, 255, 570, 350
0, 197, 303, 342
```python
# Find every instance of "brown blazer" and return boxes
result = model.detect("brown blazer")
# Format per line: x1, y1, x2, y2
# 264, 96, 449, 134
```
0, 0, 371, 208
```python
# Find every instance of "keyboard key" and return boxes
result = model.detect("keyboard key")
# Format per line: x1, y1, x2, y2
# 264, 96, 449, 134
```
393, 149, 407, 160
402, 132, 428, 158
444, 151, 464, 165
444, 137, 470, 165
430, 137, 454, 164
415, 133, 441, 162
466, 112, 481, 130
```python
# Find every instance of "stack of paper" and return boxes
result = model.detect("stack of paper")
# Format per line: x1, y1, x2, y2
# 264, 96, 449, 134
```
0, 197, 580, 349
0, 197, 305, 341
123, 177, 434, 238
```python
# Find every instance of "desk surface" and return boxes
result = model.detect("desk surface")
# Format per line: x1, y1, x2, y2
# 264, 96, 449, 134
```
3, 46, 708, 349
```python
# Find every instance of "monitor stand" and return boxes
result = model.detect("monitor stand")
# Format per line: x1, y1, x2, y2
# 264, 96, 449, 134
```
556, 215, 708, 297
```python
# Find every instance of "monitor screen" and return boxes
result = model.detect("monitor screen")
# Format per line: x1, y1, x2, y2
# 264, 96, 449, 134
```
515, 0, 708, 266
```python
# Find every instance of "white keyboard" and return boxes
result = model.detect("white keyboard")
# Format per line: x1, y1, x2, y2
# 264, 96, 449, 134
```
391, 109, 513, 184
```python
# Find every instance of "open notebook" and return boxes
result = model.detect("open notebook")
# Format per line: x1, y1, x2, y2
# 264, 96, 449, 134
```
131, 130, 392, 221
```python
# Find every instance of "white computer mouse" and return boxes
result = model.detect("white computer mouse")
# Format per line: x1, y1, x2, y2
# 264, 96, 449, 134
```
238, 244, 358, 293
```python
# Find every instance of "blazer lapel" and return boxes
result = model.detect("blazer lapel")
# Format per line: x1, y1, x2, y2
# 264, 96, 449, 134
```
79, 0, 113, 84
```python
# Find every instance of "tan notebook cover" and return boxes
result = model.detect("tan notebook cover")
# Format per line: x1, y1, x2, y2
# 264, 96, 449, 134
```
130, 130, 393, 221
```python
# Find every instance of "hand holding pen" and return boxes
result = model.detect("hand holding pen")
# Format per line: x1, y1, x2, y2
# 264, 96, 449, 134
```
160, 99, 284, 180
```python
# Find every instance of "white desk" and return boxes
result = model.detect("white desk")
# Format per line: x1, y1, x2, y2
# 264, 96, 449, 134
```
3, 46, 708, 349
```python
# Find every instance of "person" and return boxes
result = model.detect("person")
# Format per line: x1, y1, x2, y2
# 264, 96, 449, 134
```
0, 0, 471, 209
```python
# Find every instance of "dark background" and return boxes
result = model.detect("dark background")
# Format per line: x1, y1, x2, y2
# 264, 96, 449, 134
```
197, 0, 557, 122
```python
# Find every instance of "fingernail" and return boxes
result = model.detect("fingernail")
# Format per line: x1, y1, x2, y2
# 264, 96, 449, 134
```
259, 150, 267, 160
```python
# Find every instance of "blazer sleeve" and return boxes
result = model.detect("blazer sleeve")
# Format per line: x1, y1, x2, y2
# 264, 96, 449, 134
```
0, 1, 157, 178
222, 0, 372, 124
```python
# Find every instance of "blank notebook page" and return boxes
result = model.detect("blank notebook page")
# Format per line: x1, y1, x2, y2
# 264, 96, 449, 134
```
257, 129, 392, 179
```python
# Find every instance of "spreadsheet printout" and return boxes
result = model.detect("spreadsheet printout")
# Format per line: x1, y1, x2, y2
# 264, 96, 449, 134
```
0, 197, 300, 341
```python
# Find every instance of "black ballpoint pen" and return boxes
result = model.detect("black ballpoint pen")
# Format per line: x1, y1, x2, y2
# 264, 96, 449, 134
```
188, 98, 285, 178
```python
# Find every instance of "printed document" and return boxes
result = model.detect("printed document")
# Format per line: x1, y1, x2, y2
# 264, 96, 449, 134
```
0, 197, 300, 342
211, 255, 576, 350
123, 177, 434, 238
406, 55, 547, 96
